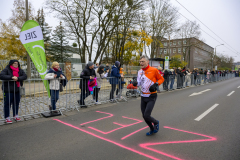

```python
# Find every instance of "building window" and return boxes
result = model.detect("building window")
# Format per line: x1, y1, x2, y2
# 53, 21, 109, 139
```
160, 49, 163, 53
164, 49, 167, 54
183, 48, 186, 53
164, 42, 167, 46
183, 40, 187, 44
170, 42, 172, 46
169, 49, 171, 54
173, 48, 176, 53
178, 48, 181, 53
173, 41, 176, 45
178, 41, 181, 45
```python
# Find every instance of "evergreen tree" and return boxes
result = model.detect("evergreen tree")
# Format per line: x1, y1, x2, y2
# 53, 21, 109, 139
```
49, 21, 72, 63
36, 8, 52, 61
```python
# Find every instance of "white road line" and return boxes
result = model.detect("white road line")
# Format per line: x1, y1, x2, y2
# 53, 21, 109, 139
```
195, 104, 219, 121
227, 91, 235, 96
237, 86, 240, 88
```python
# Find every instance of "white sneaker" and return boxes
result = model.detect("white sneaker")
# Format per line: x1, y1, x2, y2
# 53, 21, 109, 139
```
91, 100, 96, 103
95, 102, 101, 105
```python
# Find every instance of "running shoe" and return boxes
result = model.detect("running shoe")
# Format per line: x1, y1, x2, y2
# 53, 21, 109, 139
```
5, 117, 12, 124
146, 130, 154, 136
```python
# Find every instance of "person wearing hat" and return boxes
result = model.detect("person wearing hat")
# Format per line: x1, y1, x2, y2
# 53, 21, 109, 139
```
0, 60, 27, 123
93, 65, 109, 104
79, 61, 96, 108
109, 61, 122, 101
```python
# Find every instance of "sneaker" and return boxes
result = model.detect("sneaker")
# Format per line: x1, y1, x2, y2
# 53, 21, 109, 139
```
5, 117, 12, 124
153, 121, 159, 133
49, 105, 53, 111
81, 105, 88, 108
95, 102, 101, 105
91, 100, 96, 103
109, 99, 115, 103
146, 130, 154, 136
14, 115, 21, 121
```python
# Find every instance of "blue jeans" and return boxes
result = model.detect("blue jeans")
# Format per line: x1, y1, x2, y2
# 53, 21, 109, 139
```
51, 90, 59, 110
170, 78, 174, 89
4, 92, 21, 118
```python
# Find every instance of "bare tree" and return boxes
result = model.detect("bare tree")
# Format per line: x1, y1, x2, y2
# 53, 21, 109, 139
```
176, 20, 202, 68
148, 0, 179, 58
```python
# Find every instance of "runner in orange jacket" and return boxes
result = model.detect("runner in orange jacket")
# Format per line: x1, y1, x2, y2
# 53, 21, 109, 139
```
133, 55, 164, 136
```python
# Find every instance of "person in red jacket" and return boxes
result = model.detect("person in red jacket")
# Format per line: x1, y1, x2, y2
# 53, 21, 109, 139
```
133, 55, 164, 136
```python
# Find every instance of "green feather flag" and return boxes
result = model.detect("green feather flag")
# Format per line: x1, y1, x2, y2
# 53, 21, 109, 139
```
19, 20, 50, 97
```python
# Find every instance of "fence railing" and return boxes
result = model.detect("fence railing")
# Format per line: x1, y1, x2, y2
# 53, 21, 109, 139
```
0, 73, 236, 124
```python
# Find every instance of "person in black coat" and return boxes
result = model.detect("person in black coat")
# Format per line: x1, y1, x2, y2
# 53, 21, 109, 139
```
163, 69, 169, 91
109, 61, 122, 101
0, 60, 27, 123
78, 61, 96, 108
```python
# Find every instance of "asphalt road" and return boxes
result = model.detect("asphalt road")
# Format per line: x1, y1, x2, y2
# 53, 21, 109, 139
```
0, 78, 240, 160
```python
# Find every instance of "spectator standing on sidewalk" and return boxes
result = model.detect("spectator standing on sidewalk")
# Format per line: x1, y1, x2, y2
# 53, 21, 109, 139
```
109, 61, 122, 101
79, 61, 96, 108
93, 65, 109, 105
198, 69, 203, 85
116, 66, 125, 99
169, 69, 175, 91
211, 69, 215, 82
163, 69, 169, 91
45, 62, 66, 112
0, 60, 27, 123
176, 67, 183, 89
193, 68, 198, 86
204, 69, 207, 84
185, 68, 191, 87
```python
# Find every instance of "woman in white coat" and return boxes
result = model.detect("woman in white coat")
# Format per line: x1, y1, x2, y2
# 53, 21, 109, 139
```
45, 62, 65, 111
185, 68, 191, 87
93, 65, 109, 105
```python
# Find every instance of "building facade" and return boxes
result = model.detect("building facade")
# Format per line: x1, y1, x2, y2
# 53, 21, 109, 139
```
152, 37, 214, 70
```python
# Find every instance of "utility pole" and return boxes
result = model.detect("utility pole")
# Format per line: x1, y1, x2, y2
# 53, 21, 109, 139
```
212, 44, 224, 70
26, 0, 31, 79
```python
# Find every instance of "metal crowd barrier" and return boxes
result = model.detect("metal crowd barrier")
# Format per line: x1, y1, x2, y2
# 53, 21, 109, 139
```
0, 73, 236, 124
160, 73, 235, 91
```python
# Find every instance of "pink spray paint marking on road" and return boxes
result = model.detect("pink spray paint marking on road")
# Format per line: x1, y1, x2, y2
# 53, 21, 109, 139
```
80, 111, 113, 125
121, 126, 149, 140
139, 126, 217, 160
54, 111, 218, 160
53, 119, 160, 160
88, 116, 143, 134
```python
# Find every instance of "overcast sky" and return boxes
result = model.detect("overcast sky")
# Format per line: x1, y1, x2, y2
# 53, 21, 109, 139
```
1, 0, 240, 62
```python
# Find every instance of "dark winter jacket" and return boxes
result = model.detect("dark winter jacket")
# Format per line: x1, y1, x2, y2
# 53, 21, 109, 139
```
79, 65, 96, 90
193, 70, 198, 79
0, 60, 27, 93
204, 70, 207, 75
211, 71, 215, 76
109, 65, 121, 85
163, 70, 169, 79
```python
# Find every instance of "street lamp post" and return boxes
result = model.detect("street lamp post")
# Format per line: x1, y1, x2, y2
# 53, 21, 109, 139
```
212, 44, 224, 70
